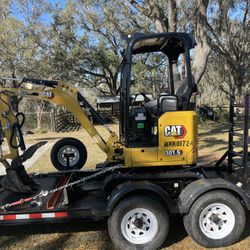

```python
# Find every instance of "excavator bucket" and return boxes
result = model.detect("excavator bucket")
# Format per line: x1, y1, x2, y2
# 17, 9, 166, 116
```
1, 141, 47, 193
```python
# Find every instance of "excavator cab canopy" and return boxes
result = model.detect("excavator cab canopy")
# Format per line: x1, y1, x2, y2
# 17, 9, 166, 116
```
131, 33, 195, 61
119, 32, 197, 146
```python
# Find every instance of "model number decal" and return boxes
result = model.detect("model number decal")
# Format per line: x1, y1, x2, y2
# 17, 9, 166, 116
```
164, 140, 192, 147
164, 125, 187, 138
165, 150, 183, 156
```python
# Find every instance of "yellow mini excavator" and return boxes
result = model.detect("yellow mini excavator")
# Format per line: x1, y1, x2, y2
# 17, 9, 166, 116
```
0, 32, 198, 193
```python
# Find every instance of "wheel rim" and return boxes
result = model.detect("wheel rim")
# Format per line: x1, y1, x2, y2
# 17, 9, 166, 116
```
121, 208, 158, 245
199, 203, 235, 239
57, 145, 80, 167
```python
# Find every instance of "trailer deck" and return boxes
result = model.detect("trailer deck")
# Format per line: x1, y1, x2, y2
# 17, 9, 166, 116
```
0, 168, 116, 223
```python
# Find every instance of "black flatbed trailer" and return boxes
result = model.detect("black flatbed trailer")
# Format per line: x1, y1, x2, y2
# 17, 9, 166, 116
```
0, 167, 196, 220
0, 163, 249, 220
0, 94, 250, 249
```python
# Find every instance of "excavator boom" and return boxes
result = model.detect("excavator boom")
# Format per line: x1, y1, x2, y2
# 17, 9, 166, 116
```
0, 80, 123, 162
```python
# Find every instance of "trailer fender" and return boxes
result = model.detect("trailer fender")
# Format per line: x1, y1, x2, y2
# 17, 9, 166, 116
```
178, 178, 250, 214
106, 181, 177, 214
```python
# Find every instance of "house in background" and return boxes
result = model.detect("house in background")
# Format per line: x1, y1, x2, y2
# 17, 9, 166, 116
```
96, 95, 153, 120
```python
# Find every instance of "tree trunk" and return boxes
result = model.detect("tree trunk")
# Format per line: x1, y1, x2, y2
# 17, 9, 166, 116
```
36, 102, 44, 129
168, 0, 177, 32
192, 0, 210, 84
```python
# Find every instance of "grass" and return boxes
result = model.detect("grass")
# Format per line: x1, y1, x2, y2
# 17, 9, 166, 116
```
26, 124, 118, 173
1, 121, 250, 250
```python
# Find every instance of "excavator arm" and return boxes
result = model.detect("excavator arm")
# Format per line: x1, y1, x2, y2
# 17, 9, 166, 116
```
0, 80, 123, 163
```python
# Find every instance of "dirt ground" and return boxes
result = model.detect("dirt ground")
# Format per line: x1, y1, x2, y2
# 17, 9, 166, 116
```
1, 122, 250, 250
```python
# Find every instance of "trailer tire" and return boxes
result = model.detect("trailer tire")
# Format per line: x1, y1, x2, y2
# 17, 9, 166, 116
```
184, 190, 245, 248
108, 195, 169, 250
50, 137, 87, 171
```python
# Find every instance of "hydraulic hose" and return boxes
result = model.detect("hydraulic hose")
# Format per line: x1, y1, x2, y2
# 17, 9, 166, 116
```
10, 112, 26, 151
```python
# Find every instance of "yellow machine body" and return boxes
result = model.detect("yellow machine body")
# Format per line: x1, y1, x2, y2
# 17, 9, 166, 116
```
0, 82, 197, 169
124, 111, 198, 167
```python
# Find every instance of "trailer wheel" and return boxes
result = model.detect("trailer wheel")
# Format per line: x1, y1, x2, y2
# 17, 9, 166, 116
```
184, 190, 246, 248
50, 137, 87, 171
108, 195, 169, 250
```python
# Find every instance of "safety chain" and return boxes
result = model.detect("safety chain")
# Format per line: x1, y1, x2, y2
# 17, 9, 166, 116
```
0, 165, 121, 211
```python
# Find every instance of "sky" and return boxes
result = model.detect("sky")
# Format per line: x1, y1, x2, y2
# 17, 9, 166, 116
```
10, 0, 66, 24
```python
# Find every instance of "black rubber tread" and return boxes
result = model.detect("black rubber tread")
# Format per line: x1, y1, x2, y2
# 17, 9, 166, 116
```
184, 190, 246, 248
50, 137, 87, 171
108, 195, 169, 250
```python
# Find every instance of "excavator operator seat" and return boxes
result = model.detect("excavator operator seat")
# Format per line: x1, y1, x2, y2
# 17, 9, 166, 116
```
159, 95, 178, 113
144, 95, 178, 116
176, 79, 197, 110
144, 78, 197, 114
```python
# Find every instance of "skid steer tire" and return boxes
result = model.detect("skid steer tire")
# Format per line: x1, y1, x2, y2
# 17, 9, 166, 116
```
50, 137, 87, 171
184, 190, 245, 248
108, 195, 169, 250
